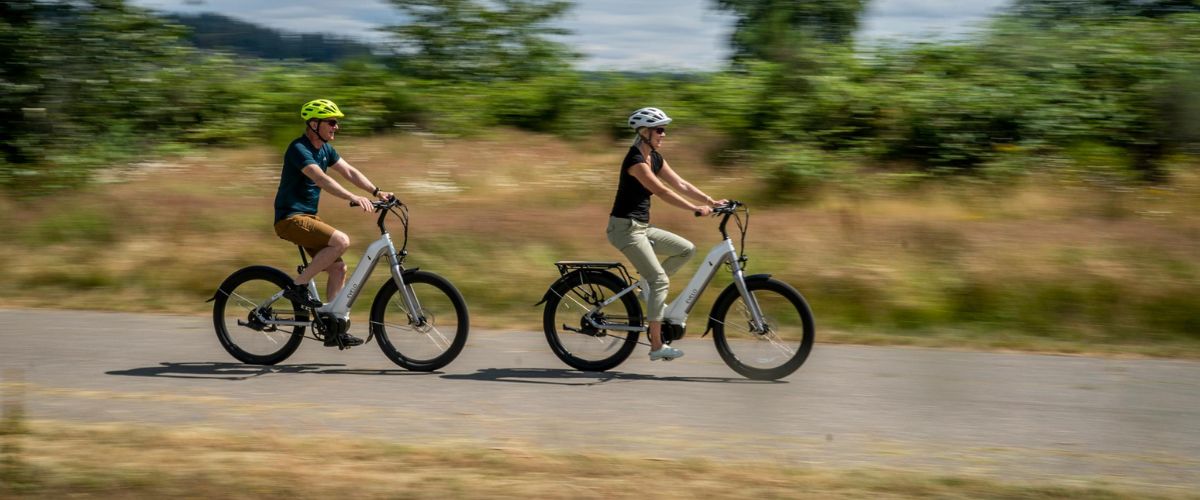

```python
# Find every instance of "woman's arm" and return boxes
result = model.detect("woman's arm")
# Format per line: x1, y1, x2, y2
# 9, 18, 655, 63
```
658, 161, 725, 206
629, 162, 712, 215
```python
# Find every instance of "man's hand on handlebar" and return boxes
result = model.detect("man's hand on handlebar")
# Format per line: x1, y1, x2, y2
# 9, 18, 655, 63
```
350, 195, 373, 213
693, 205, 713, 217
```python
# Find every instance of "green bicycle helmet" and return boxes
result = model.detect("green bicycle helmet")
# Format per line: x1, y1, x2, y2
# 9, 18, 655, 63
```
300, 99, 344, 121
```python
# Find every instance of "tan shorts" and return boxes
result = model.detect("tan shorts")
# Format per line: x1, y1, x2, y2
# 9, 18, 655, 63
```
274, 214, 339, 257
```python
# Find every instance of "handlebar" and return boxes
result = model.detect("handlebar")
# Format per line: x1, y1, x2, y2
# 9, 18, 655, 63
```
350, 195, 403, 211
694, 200, 742, 217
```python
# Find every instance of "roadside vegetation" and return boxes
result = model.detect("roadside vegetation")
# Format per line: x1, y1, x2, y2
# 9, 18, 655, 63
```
1, 130, 1197, 356
2, 0, 1198, 355
2, 418, 1195, 499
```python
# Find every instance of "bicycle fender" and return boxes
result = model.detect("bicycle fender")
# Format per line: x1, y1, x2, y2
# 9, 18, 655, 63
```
701, 274, 773, 337
209, 265, 293, 302
533, 269, 627, 306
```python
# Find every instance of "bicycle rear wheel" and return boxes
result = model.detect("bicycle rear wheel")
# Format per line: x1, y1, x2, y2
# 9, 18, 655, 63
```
710, 277, 814, 380
542, 271, 641, 372
370, 270, 469, 371
212, 266, 306, 365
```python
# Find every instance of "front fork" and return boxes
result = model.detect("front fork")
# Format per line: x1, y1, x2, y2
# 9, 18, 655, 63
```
729, 257, 768, 333
385, 239, 425, 327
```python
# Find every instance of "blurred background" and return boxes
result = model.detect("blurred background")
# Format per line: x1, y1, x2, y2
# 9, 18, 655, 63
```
1, 0, 1198, 354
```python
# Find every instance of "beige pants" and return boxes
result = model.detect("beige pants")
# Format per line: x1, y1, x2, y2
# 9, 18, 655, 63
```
606, 217, 695, 322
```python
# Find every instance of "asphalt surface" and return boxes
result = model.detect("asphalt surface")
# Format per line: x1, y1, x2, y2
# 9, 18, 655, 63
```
2, 308, 1198, 489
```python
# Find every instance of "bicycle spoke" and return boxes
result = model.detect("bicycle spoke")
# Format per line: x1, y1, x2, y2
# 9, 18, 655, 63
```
555, 287, 595, 312
761, 328, 797, 356
420, 325, 452, 350
227, 290, 262, 310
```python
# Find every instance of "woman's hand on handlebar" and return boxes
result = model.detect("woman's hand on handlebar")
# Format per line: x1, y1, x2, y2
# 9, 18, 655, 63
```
693, 197, 729, 216
375, 190, 394, 201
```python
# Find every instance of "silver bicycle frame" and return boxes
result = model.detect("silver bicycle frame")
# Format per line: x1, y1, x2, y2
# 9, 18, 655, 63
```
257, 232, 422, 325
583, 237, 767, 333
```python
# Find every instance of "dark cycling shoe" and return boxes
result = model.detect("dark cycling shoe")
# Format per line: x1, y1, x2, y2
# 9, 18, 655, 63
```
282, 284, 322, 309
324, 332, 365, 347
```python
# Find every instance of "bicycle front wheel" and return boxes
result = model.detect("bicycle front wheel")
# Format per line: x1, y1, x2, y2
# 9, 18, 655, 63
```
212, 266, 306, 365
370, 271, 469, 371
710, 277, 814, 380
542, 271, 641, 372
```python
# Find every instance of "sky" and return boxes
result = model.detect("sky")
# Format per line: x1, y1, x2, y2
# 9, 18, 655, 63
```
129, 0, 1013, 71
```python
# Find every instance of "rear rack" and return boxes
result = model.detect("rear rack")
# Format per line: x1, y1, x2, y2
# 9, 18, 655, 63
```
553, 261, 635, 286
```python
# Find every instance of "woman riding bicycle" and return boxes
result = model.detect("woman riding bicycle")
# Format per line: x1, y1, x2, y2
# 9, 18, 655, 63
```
607, 107, 726, 361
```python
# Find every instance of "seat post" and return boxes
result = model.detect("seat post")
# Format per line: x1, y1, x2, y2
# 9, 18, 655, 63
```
297, 246, 309, 273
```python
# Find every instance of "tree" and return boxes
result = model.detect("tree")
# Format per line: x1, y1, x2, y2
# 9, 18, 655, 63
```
382, 0, 576, 81
0, 0, 196, 189
713, 0, 867, 65
1010, 0, 1200, 22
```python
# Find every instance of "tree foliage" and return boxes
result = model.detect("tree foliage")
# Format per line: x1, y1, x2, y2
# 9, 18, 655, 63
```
1, 0, 195, 188
1011, 0, 1200, 22
713, 0, 867, 65
1, 0, 1198, 193
167, 13, 374, 63
382, 0, 576, 81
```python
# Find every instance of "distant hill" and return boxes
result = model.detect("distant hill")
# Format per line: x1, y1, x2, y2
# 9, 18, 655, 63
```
164, 12, 378, 62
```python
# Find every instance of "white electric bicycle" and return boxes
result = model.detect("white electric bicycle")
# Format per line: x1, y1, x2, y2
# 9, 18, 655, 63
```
209, 197, 469, 371
537, 201, 814, 380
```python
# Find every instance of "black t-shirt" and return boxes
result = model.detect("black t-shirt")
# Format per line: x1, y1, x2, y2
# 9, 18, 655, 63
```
610, 146, 663, 222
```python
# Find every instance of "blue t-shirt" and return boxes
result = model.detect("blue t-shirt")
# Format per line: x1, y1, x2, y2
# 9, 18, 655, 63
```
274, 136, 341, 223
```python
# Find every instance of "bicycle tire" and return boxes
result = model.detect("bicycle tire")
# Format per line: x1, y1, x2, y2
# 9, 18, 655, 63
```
370, 270, 469, 371
212, 266, 306, 365
710, 276, 814, 380
542, 270, 642, 372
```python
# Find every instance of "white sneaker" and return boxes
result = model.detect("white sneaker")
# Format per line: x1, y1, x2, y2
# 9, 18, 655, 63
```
649, 345, 684, 361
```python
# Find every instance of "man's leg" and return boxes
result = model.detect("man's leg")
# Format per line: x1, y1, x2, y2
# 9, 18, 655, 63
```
296, 230, 350, 291
324, 257, 348, 300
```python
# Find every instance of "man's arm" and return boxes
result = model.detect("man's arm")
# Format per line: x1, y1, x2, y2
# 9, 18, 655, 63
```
301, 164, 373, 211
329, 159, 392, 199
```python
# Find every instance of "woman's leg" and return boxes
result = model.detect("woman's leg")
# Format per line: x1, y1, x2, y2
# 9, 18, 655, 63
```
607, 217, 670, 350
645, 226, 695, 279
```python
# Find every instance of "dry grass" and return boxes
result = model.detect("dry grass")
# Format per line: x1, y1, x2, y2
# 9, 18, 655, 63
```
2, 130, 1198, 355
2, 420, 1194, 499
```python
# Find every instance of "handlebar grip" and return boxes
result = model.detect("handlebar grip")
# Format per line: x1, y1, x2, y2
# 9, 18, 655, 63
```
694, 210, 703, 217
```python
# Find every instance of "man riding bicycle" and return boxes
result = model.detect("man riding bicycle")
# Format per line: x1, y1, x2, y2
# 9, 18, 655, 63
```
273, 99, 392, 347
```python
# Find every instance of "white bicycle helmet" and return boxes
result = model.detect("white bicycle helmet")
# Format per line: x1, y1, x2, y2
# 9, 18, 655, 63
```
628, 107, 672, 130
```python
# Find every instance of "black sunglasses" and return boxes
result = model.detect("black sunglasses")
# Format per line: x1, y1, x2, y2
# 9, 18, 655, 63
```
321, 119, 339, 127
653, 127, 667, 134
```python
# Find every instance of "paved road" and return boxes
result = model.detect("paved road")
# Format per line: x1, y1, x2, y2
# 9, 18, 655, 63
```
2, 308, 1198, 489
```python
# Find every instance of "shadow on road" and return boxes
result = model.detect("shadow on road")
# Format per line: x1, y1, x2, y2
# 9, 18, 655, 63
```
106, 362, 437, 380
441, 367, 784, 386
